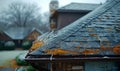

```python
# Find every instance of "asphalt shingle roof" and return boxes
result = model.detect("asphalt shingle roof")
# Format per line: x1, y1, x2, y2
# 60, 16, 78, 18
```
58, 3, 100, 12
4, 27, 42, 40
30, 0, 120, 55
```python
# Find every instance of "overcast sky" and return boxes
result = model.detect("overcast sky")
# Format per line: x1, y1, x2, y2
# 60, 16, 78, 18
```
0, 0, 107, 13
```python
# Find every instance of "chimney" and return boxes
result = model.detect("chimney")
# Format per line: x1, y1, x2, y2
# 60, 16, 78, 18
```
49, 0, 59, 14
49, 0, 59, 31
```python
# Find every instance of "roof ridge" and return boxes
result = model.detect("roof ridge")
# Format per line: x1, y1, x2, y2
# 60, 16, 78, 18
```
30, 0, 120, 55
31, 28, 43, 34
70, 2, 100, 5
58, 2, 100, 11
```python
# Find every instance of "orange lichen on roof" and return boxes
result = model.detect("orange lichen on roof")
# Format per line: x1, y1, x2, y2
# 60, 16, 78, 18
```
89, 34, 97, 37
113, 45, 120, 55
29, 40, 44, 52
100, 45, 106, 50
76, 46, 80, 49
100, 45, 112, 51
81, 49, 100, 55
44, 49, 80, 55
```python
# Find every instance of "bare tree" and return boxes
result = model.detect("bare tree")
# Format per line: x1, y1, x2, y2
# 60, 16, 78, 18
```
0, 1, 42, 28
39, 12, 50, 32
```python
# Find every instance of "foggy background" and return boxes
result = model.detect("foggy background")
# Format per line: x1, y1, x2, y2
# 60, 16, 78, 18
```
0, 0, 106, 13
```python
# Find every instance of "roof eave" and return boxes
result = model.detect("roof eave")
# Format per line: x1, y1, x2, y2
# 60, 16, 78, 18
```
25, 55, 120, 62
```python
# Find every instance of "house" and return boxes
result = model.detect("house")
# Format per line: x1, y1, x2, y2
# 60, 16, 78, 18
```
26, 28, 42, 40
4, 27, 42, 47
49, 0, 100, 30
25, 0, 120, 71
56, 3, 100, 30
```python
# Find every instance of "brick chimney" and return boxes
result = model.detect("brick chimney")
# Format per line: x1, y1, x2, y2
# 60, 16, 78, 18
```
49, 0, 59, 31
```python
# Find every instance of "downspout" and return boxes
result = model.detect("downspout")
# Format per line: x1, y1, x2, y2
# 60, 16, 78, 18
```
50, 54, 53, 71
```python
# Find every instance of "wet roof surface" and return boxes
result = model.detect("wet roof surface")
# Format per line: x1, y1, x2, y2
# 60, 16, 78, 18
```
30, 0, 120, 55
58, 3, 100, 11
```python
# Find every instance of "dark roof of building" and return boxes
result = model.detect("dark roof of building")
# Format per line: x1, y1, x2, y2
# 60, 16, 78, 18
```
58, 3, 101, 12
0, 32, 11, 40
4, 27, 42, 40
31, 28, 43, 34
30, 0, 120, 55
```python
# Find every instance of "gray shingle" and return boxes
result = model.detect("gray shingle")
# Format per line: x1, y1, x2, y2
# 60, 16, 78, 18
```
58, 3, 100, 11
30, 0, 120, 55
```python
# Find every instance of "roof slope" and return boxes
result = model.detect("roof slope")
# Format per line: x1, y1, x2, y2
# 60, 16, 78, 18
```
30, 0, 120, 55
0, 32, 11, 40
4, 27, 42, 40
58, 3, 100, 12
4, 27, 32, 39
